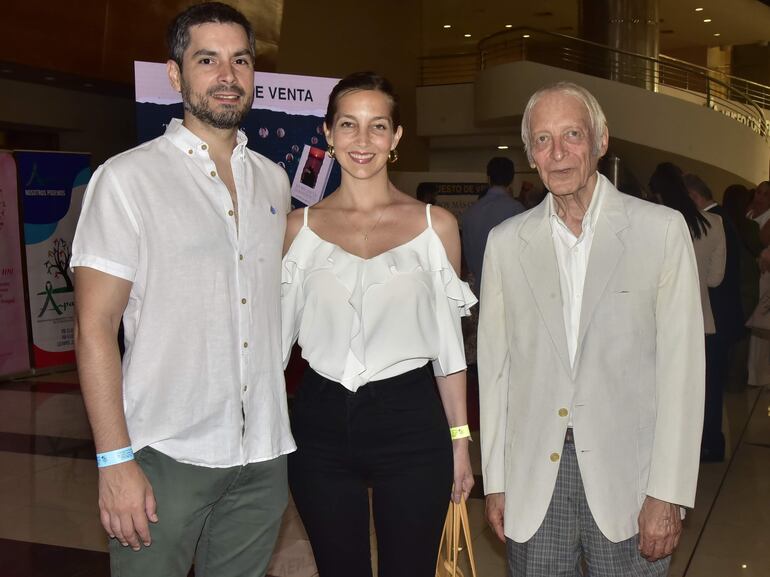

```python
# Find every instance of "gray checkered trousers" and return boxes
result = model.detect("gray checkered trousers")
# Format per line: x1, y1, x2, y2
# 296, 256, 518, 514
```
506, 435, 671, 577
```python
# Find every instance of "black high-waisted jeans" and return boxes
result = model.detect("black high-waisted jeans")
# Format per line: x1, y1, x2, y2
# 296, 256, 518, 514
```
288, 363, 453, 577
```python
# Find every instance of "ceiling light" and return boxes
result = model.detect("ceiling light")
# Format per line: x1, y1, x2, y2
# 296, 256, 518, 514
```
703, 18, 712, 23
464, 33, 472, 38
443, 24, 451, 29
497, 145, 509, 150
695, 7, 704, 11
505, 24, 513, 28
523, 34, 531, 38
741, 565, 748, 569
714, 33, 721, 37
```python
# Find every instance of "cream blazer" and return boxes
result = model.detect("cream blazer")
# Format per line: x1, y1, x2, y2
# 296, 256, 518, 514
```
478, 175, 705, 543
692, 211, 726, 334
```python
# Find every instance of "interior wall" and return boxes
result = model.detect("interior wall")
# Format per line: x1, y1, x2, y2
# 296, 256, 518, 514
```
0, 0, 284, 83
0, 77, 135, 166
732, 43, 770, 86
277, 0, 428, 172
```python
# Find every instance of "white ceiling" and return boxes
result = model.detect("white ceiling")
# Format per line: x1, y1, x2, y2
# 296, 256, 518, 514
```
422, 0, 770, 55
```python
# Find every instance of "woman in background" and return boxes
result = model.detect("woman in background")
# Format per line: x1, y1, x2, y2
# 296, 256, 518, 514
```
281, 72, 475, 577
650, 162, 725, 461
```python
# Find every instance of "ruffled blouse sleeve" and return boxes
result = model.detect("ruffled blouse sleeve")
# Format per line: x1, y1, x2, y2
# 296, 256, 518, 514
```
281, 230, 310, 369
426, 232, 478, 377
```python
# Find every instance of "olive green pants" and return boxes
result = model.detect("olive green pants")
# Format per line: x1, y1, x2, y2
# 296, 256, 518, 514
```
110, 447, 288, 577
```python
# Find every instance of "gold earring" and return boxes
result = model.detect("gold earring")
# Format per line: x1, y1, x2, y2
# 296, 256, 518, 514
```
388, 149, 398, 164
327, 145, 335, 159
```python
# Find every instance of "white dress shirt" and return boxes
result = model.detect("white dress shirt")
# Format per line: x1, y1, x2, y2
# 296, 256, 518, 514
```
549, 175, 605, 366
72, 118, 296, 467
282, 205, 477, 392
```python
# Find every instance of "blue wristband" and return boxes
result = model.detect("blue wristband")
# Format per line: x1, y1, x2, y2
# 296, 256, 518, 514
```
96, 447, 134, 468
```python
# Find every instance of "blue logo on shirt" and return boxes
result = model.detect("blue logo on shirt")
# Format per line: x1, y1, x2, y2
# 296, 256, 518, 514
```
270, 206, 277, 215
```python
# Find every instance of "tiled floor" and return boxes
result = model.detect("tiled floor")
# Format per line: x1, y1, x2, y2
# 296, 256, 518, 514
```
0, 370, 768, 576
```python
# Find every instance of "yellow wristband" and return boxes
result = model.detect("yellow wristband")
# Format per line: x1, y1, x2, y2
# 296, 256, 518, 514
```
450, 425, 472, 440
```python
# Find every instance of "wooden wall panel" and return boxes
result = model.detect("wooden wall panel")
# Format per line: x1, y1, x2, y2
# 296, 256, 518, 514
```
0, 0, 283, 85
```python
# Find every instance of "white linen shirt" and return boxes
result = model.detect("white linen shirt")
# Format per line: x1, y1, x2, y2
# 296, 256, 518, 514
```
549, 175, 605, 367
71, 118, 296, 467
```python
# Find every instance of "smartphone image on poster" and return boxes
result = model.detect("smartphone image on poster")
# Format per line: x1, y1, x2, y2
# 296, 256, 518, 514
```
291, 145, 333, 206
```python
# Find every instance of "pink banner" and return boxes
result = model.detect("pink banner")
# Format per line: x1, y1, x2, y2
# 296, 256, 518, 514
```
0, 151, 31, 377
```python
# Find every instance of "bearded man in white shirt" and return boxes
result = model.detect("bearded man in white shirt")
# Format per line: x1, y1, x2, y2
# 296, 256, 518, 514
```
72, 4, 295, 576
478, 82, 705, 576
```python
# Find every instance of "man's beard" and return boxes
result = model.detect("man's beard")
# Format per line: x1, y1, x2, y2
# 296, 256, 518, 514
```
181, 80, 252, 130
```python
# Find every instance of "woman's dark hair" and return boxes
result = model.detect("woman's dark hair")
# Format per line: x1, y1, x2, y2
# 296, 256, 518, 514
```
649, 162, 711, 239
167, 2, 256, 68
722, 184, 753, 228
324, 71, 400, 128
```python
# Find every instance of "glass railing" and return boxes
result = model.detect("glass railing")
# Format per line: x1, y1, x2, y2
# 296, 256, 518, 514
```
419, 27, 769, 140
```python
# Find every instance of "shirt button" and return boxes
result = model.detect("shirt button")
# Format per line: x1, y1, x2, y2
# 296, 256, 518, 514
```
550, 452, 560, 462
187, 149, 193, 155
228, 210, 234, 216
211, 170, 217, 177
243, 341, 248, 348
239, 254, 244, 261
558, 408, 569, 417
201, 144, 208, 150
243, 385, 248, 392
241, 298, 247, 304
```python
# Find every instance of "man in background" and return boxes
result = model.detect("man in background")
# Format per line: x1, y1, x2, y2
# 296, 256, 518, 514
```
685, 173, 742, 461
461, 157, 525, 295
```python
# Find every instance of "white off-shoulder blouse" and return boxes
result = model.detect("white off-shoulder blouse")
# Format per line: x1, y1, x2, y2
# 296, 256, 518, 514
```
282, 204, 477, 392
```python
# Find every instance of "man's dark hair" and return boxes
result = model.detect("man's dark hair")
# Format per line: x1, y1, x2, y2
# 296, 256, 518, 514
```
650, 162, 711, 240
167, 2, 256, 68
683, 173, 714, 201
486, 157, 515, 187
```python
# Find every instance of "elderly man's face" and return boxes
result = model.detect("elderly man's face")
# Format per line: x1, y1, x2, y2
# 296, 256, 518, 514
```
529, 91, 607, 199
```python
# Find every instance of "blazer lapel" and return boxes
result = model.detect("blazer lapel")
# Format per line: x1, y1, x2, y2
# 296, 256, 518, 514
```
573, 183, 630, 376
519, 204, 572, 376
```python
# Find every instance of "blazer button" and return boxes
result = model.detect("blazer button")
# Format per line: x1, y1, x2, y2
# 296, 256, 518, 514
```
558, 408, 569, 417
550, 453, 560, 462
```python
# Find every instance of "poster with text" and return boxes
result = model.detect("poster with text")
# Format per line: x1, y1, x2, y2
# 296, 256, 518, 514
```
16, 151, 91, 369
0, 152, 30, 377
134, 62, 341, 207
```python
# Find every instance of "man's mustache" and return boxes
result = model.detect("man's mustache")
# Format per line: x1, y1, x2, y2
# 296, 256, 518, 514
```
207, 84, 246, 97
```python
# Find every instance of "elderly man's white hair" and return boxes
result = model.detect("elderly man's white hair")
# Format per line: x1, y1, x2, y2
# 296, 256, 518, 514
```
521, 82, 608, 166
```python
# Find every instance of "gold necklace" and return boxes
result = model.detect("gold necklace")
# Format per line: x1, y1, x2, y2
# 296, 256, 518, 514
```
345, 202, 391, 241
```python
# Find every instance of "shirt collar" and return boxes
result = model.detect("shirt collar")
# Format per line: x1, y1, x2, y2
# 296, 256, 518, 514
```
547, 172, 605, 236
163, 118, 248, 160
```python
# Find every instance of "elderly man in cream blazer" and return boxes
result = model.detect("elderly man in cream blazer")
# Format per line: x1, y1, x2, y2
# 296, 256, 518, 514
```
479, 82, 704, 577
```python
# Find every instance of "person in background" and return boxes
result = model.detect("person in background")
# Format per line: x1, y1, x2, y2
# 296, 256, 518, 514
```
685, 173, 744, 398
722, 184, 762, 391
281, 71, 475, 577
651, 163, 725, 462
745, 181, 770, 388
480, 82, 704, 577
461, 157, 525, 296
416, 181, 438, 205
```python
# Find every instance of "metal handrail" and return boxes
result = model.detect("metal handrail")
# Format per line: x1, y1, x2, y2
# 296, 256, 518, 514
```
419, 27, 769, 140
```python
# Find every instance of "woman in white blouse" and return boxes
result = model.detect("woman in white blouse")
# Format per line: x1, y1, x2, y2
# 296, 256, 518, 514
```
281, 72, 476, 577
